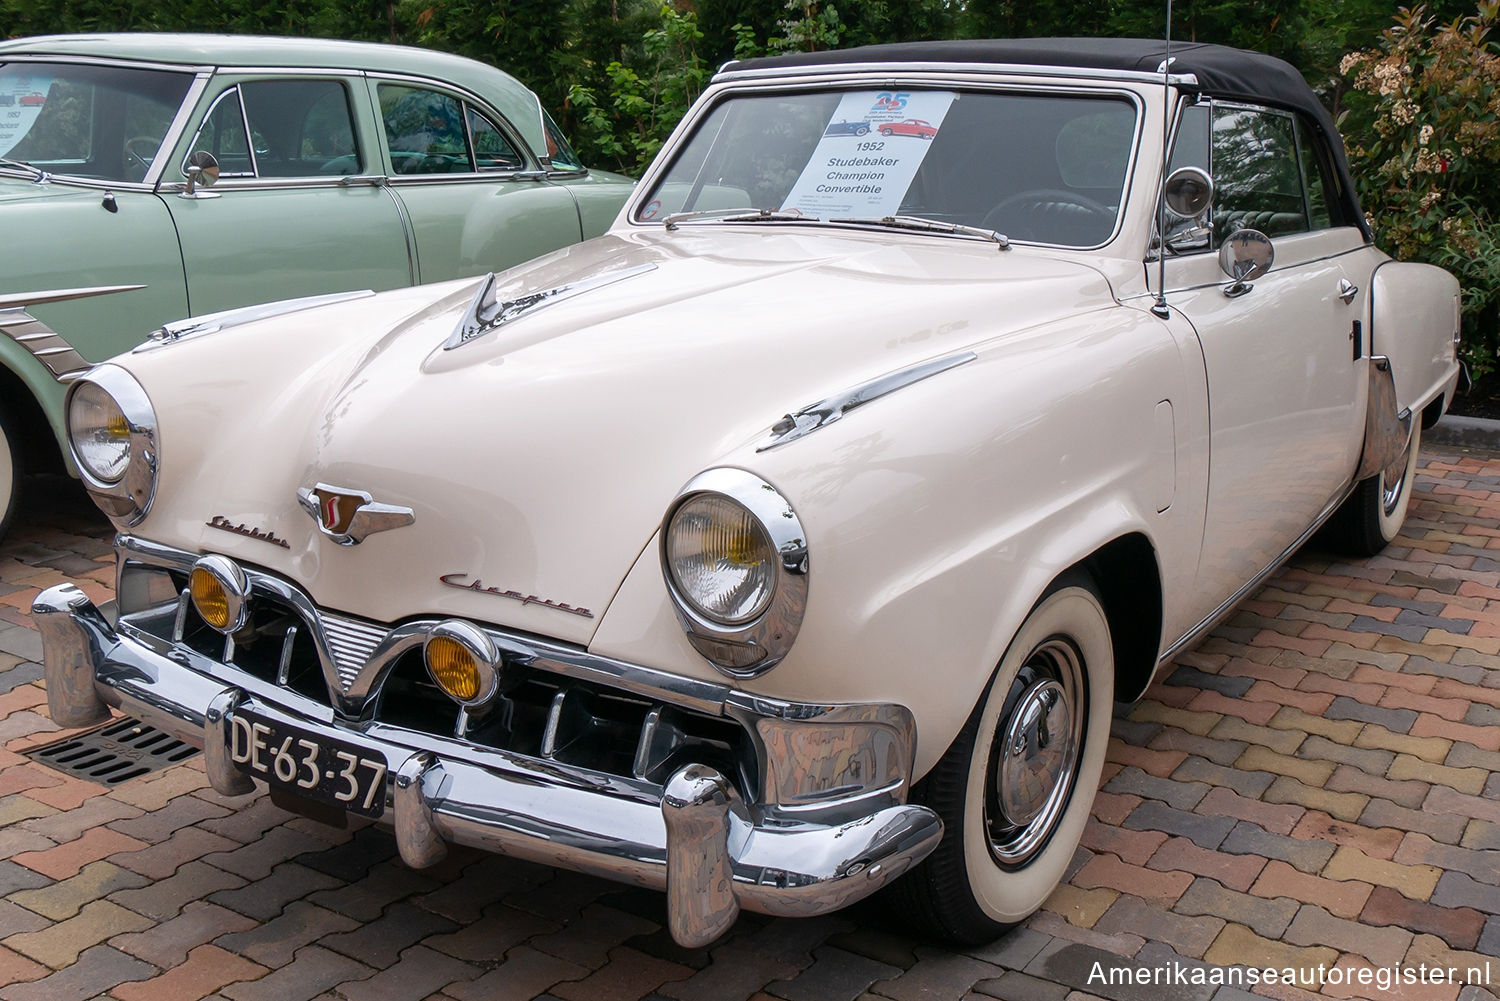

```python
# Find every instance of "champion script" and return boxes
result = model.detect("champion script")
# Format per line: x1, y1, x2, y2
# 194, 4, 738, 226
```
439, 573, 594, 618
207, 515, 291, 549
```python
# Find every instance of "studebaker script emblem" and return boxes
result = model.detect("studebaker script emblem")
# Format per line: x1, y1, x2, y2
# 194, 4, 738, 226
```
296, 484, 415, 547
206, 515, 291, 549
439, 573, 594, 618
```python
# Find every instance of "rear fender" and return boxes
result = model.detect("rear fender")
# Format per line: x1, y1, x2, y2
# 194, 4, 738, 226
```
1369, 260, 1461, 417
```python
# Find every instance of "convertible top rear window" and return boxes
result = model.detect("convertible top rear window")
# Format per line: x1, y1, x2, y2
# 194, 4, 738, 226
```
638, 87, 1138, 248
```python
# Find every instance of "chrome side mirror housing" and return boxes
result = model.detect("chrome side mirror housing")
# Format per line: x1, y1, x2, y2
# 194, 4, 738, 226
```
1218, 229, 1274, 297
1161, 166, 1214, 253
180, 150, 221, 199
1164, 166, 1213, 219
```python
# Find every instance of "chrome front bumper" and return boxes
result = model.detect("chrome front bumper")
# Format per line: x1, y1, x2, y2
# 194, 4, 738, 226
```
33, 582, 942, 947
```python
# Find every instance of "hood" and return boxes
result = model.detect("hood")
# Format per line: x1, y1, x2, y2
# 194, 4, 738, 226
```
0, 175, 104, 206
129, 227, 1116, 642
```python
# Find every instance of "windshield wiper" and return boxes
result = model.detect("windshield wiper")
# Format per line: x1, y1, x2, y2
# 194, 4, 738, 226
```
829, 214, 1010, 250
0, 157, 49, 183
663, 207, 818, 230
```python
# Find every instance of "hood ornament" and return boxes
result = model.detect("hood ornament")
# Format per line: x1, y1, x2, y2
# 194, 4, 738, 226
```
297, 484, 414, 546
445, 262, 657, 350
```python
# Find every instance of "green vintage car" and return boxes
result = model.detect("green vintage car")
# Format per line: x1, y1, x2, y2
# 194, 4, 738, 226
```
0, 33, 635, 536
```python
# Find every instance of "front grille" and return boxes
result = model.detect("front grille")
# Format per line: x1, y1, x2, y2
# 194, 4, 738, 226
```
323, 613, 386, 693
130, 561, 760, 801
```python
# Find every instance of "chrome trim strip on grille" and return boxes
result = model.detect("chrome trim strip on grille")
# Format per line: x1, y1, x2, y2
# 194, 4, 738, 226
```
321, 612, 389, 693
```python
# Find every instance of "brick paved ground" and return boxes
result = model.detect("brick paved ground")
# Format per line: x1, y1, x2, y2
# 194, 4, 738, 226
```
0, 449, 1498, 1001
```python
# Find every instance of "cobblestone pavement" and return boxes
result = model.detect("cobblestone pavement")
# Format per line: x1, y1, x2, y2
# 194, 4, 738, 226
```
0, 448, 1498, 1001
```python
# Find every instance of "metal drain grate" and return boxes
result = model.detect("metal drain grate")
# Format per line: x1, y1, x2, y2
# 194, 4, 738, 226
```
27, 716, 200, 785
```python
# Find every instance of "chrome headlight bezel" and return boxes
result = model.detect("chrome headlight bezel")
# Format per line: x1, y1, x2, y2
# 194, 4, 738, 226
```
64, 364, 159, 526
660, 468, 808, 677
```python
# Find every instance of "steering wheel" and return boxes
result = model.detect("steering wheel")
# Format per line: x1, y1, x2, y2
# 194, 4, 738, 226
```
982, 188, 1115, 237
125, 136, 160, 172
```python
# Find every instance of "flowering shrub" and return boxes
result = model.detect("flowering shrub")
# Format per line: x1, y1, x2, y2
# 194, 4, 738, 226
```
1341, 3, 1500, 376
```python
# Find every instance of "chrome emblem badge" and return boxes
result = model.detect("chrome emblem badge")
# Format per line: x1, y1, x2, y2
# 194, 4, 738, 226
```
297, 484, 414, 546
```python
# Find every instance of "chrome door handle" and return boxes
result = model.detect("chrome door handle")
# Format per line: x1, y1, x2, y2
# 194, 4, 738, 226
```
1337, 279, 1359, 304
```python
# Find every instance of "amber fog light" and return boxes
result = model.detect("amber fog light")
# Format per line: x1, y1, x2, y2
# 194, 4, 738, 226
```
423, 621, 499, 707
189, 555, 249, 634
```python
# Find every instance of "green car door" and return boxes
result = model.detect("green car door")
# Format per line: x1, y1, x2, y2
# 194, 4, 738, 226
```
164, 75, 413, 315
370, 78, 583, 282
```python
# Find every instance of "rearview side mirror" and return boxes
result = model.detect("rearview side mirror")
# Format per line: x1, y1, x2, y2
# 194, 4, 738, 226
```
1218, 229, 1274, 297
180, 150, 221, 199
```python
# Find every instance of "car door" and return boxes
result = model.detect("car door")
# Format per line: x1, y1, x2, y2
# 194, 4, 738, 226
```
369, 78, 582, 283
1161, 101, 1370, 613
164, 74, 414, 316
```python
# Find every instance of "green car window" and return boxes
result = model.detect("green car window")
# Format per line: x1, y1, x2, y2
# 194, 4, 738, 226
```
466, 106, 522, 171
0, 61, 193, 182
380, 84, 472, 174
194, 87, 254, 176
240, 79, 361, 177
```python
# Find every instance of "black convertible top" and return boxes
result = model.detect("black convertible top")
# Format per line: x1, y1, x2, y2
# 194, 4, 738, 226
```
728, 38, 1368, 238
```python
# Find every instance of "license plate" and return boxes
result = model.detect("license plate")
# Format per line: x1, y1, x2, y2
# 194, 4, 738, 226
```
227, 710, 388, 818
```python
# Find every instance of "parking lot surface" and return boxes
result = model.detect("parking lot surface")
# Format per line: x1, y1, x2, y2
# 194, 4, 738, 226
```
0, 447, 1498, 1001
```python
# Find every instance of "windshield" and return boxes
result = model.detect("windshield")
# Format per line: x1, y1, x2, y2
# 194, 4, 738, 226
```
0, 61, 195, 183
638, 87, 1138, 248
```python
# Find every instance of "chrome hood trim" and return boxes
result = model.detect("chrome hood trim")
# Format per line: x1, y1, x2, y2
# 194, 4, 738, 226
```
137, 289, 376, 351
0, 283, 146, 311
445, 262, 656, 350
758, 351, 978, 451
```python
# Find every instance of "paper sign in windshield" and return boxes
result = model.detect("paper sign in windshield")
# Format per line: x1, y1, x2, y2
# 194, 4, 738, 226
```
0, 77, 51, 158
781, 90, 956, 218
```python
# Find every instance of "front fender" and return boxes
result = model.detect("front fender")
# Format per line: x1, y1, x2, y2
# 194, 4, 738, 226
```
590, 305, 1203, 777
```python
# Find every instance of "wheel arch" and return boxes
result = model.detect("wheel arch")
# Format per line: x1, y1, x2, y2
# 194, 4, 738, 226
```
1071, 532, 1163, 703
0, 345, 69, 475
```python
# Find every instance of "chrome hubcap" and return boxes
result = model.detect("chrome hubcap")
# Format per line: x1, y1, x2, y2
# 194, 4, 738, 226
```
996, 680, 1071, 826
986, 638, 1085, 866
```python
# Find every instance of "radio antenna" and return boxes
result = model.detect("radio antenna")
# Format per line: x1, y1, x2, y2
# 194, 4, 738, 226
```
1151, 0, 1173, 319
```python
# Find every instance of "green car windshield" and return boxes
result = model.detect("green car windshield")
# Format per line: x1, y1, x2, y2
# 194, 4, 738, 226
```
0, 61, 195, 183
637, 87, 1139, 248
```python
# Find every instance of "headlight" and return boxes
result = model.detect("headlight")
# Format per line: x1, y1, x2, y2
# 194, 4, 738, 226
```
665, 494, 777, 625
64, 365, 158, 525
68, 380, 132, 483
661, 469, 808, 677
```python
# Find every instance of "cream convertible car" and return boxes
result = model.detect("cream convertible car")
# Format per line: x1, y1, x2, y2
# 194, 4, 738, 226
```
36, 40, 1459, 947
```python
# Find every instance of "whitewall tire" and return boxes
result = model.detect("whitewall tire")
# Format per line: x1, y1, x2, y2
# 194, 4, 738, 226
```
1325, 421, 1421, 557
892, 575, 1113, 942
0, 404, 18, 542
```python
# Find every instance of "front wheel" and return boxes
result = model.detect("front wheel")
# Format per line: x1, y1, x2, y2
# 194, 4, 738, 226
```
1322, 420, 1421, 557
0, 403, 19, 542
891, 577, 1113, 943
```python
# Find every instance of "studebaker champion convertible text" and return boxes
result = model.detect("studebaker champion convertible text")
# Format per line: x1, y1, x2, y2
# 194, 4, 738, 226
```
34, 39, 1460, 947
0, 33, 634, 539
